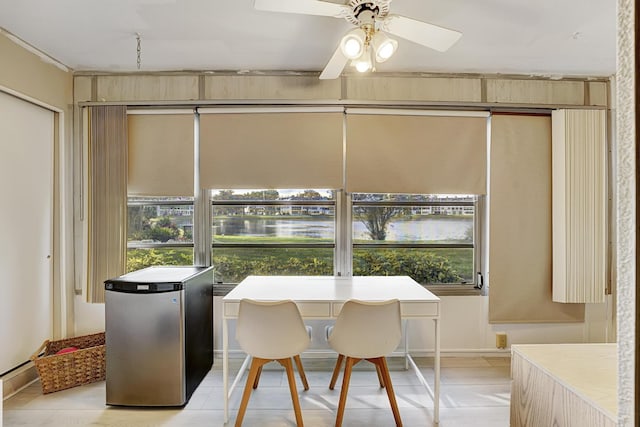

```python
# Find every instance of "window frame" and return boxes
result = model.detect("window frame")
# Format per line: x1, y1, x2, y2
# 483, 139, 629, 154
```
210, 191, 338, 283
350, 194, 482, 293
126, 198, 196, 271
126, 193, 485, 295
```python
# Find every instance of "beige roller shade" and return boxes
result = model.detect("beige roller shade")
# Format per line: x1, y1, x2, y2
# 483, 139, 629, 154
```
345, 110, 488, 194
199, 109, 343, 189
488, 114, 584, 323
127, 112, 194, 196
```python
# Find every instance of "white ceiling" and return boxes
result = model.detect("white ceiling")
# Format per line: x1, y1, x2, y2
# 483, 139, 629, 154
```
0, 0, 617, 77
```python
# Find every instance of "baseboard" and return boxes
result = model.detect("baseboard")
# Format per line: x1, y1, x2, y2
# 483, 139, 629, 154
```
213, 348, 512, 359
2, 363, 39, 400
425, 348, 512, 357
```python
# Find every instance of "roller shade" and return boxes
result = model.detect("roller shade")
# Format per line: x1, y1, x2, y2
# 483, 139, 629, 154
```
488, 114, 584, 323
345, 109, 488, 194
199, 108, 343, 189
127, 111, 194, 196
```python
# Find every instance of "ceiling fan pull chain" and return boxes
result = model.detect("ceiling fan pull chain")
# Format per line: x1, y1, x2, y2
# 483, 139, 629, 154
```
136, 32, 141, 70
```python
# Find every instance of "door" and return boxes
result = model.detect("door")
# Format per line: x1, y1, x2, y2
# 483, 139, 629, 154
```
0, 91, 53, 374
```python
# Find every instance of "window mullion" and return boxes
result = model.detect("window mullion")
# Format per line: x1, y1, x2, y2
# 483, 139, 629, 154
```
193, 111, 211, 267
335, 190, 352, 277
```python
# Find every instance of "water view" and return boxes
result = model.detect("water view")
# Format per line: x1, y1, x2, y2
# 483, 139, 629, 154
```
213, 216, 472, 242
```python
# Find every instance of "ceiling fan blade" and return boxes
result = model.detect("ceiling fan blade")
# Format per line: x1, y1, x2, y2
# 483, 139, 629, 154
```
254, 0, 348, 18
381, 14, 462, 52
319, 46, 349, 80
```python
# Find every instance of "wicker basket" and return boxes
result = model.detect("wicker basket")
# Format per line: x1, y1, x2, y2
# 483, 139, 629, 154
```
30, 332, 106, 394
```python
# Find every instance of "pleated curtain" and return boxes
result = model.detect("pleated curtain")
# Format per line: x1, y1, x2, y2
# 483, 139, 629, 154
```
87, 105, 128, 303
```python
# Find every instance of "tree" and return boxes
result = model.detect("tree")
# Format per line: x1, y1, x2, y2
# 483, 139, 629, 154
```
242, 190, 279, 200
128, 205, 145, 239
127, 205, 156, 239
156, 216, 175, 228
293, 190, 323, 200
148, 226, 179, 242
355, 206, 402, 241
145, 216, 180, 242
213, 189, 235, 200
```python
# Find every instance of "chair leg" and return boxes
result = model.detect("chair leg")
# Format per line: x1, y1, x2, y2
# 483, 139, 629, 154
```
375, 362, 385, 388
335, 357, 361, 427
329, 354, 344, 390
235, 357, 270, 427
252, 365, 263, 389
293, 355, 310, 391
375, 357, 403, 427
279, 358, 305, 427
253, 356, 308, 391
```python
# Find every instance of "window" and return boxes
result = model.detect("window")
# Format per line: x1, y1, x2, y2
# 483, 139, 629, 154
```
352, 193, 478, 286
122, 108, 487, 292
126, 196, 195, 272
211, 190, 336, 283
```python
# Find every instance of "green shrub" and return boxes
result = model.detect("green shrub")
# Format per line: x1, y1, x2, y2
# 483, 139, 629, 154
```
127, 247, 462, 284
353, 250, 461, 284
212, 255, 333, 283
127, 248, 193, 272
148, 226, 179, 242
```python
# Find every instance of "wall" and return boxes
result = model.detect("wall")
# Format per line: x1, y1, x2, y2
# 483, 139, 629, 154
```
76, 294, 612, 357
71, 72, 615, 354
212, 297, 612, 359
74, 72, 609, 107
0, 32, 74, 398
0, 32, 72, 106
0, 32, 74, 340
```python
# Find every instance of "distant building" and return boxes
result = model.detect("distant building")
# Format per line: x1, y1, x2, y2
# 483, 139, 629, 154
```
157, 205, 194, 216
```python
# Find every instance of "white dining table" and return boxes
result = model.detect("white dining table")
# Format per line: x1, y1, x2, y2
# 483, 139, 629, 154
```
221, 275, 441, 424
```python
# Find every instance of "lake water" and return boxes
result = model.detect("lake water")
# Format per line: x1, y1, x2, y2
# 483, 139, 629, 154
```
214, 217, 472, 242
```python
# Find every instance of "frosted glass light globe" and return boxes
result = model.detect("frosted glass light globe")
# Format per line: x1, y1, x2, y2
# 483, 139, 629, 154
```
340, 29, 366, 59
377, 41, 395, 60
343, 37, 363, 58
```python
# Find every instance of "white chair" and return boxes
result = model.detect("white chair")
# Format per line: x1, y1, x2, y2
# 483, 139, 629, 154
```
327, 299, 403, 427
251, 324, 312, 391
235, 299, 311, 427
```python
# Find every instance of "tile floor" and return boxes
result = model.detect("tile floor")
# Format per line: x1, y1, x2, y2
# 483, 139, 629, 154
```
3, 356, 511, 426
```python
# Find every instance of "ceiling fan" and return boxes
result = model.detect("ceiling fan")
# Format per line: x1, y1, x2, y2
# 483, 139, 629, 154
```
254, 0, 462, 79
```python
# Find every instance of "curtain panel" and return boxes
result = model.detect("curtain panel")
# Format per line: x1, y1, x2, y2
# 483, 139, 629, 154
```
87, 105, 128, 303
488, 113, 584, 323
552, 109, 607, 303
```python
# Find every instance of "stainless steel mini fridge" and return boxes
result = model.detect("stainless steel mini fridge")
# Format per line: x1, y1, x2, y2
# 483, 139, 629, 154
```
104, 265, 213, 406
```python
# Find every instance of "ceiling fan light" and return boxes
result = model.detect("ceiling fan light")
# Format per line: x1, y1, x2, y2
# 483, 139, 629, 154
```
343, 38, 363, 58
376, 39, 397, 61
340, 28, 366, 59
352, 47, 373, 72
372, 32, 398, 62
354, 60, 370, 72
